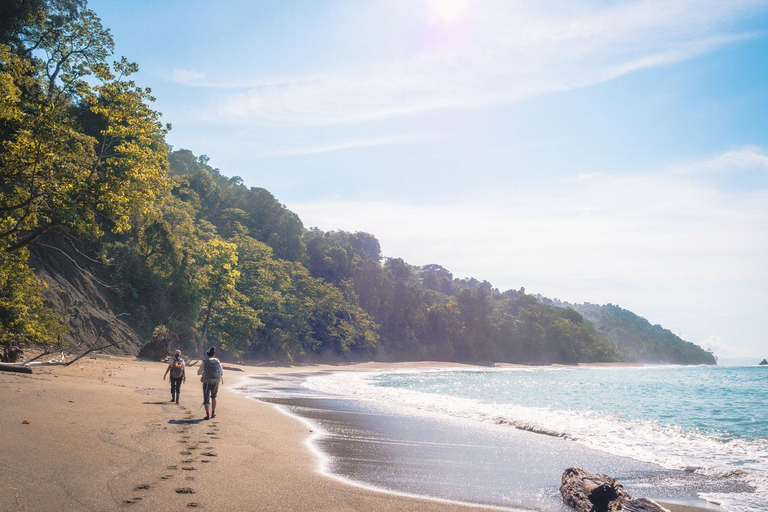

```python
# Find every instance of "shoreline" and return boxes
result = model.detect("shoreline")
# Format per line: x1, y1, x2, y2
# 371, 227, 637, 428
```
239, 367, 724, 512
0, 356, 718, 512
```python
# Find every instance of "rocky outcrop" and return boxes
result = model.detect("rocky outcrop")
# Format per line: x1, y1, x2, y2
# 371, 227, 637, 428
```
29, 239, 144, 356
560, 467, 669, 512
759, 359, 768, 366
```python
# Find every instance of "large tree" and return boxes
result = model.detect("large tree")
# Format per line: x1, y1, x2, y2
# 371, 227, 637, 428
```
0, 0, 169, 253
0, 0, 169, 351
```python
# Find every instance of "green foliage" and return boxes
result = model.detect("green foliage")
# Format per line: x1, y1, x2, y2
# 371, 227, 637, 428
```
0, 1, 169, 253
0, 249, 65, 349
563, 302, 716, 364
0, 2, 715, 366
0, 0, 167, 351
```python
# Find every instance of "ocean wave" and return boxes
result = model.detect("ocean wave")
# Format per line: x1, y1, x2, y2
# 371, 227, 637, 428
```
303, 370, 768, 512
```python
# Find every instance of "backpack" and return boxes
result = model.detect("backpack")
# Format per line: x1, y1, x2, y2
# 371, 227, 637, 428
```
202, 358, 220, 385
170, 359, 184, 379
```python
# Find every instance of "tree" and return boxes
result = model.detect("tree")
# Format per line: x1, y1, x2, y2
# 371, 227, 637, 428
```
0, 1, 169, 253
0, 248, 65, 359
195, 239, 241, 345
0, 0, 169, 353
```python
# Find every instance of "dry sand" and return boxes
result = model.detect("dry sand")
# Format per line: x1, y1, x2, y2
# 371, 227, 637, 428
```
0, 356, 713, 512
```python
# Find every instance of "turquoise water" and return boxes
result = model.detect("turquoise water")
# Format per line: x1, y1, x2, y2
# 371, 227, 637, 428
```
378, 366, 768, 441
306, 365, 768, 512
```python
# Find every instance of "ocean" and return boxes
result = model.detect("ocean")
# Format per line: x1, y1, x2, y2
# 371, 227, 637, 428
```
242, 365, 767, 512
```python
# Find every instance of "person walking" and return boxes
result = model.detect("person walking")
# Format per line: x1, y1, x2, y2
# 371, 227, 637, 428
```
198, 346, 223, 420
163, 349, 186, 404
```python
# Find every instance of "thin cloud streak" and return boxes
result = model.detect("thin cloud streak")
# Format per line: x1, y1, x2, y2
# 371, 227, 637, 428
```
185, 0, 765, 126
264, 134, 439, 157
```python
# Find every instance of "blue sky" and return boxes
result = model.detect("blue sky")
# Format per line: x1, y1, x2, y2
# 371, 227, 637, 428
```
91, 0, 768, 361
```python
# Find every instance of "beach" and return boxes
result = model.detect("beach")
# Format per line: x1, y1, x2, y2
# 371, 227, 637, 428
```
0, 356, 715, 512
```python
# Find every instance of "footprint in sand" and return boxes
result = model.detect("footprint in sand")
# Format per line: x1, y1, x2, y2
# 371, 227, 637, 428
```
176, 488, 196, 494
123, 497, 142, 505
201, 452, 217, 457
167, 465, 178, 470
160, 475, 173, 480
133, 484, 151, 491
180, 451, 192, 456
181, 467, 197, 471
187, 503, 199, 508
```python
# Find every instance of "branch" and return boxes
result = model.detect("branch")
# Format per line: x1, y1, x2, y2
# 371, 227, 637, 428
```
4, 223, 56, 252
62, 234, 114, 266
0, 193, 45, 213
64, 313, 130, 366
22, 349, 61, 364
30, 242, 117, 289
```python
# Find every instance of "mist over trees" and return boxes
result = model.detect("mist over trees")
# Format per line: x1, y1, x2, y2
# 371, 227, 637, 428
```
0, 0, 715, 365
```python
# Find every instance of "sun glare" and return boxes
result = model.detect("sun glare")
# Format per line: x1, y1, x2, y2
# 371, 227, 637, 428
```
428, 0, 468, 23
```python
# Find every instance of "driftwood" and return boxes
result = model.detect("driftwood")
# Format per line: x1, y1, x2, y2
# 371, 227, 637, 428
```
0, 363, 33, 374
24, 350, 65, 365
10, 313, 131, 371
560, 467, 669, 512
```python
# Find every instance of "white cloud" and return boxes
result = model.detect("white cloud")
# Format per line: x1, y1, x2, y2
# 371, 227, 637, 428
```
173, 68, 206, 85
264, 134, 437, 157
696, 335, 754, 358
287, 146, 768, 354
289, 147, 768, 286
197, 0, 764, 125
697, 335, 723, 353
696, 146, 768, 174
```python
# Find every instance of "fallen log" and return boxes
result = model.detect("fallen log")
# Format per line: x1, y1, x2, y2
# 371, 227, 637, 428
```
560, 467, 669, 512
0, 363, 33, 374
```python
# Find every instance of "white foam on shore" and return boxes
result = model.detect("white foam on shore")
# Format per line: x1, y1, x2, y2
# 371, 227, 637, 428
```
234, 375, 527, 512
303, 369, 768, 512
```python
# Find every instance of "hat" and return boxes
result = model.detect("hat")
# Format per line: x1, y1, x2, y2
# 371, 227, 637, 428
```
175, 349, 181, 355
206, 346, 215, 357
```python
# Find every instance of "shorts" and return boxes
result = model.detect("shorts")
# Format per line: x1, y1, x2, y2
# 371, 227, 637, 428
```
202, 381, 219, 404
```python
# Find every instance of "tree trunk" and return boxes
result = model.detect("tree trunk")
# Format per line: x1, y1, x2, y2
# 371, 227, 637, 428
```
0, 364, 33, 374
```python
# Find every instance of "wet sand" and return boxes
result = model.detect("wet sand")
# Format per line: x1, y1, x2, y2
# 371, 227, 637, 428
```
241, 372, 729, 512
0, 356, 717, 511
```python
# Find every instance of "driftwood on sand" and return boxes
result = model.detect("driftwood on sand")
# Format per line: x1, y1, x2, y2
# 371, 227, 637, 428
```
2, 313, 131, 374
560, 467, 669, 512
0, 363, 33, 374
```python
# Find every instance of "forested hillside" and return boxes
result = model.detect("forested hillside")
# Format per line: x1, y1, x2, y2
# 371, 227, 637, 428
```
0, 0, 715, 365
552, 301, 716, 364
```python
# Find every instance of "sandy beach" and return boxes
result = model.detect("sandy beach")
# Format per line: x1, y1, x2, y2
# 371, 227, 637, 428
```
0, 356, 712, 512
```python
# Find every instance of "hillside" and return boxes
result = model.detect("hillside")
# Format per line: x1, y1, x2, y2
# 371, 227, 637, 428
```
1, 2, 714, 366
550, 301, 716, 364
25, 149, 713, 366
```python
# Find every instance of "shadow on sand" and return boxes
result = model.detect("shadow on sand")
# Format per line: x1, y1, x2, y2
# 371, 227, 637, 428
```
168, 418, 206, 425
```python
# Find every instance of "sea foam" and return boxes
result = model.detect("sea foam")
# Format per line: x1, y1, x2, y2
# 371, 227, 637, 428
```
304, 368, 768, 512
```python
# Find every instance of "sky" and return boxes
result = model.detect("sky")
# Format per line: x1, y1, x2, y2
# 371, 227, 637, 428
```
90, 0, 768, 362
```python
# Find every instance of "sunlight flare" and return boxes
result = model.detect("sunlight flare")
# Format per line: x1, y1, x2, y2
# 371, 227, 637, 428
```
427, 0, 468, 22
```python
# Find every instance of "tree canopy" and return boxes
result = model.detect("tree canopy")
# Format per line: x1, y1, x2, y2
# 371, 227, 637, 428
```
0, 1, 716, 366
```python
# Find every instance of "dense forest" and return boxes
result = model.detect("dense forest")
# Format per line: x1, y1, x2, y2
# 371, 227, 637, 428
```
0, 0, 715, 365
